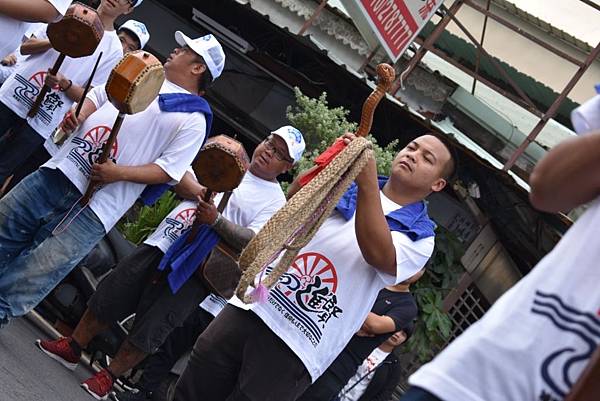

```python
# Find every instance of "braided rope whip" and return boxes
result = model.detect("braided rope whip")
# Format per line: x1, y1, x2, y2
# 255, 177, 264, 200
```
236, 137, 373, 302
236, 63, 395, 303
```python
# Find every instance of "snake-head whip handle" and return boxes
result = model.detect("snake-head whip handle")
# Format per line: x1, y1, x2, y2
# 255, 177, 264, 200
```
355, 63, 396, 137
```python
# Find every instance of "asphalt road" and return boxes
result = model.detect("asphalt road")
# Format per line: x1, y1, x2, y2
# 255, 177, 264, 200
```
0, 316, 97, 401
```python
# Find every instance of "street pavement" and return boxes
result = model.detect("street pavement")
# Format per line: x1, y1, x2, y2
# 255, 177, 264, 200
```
0, 316, 97, 401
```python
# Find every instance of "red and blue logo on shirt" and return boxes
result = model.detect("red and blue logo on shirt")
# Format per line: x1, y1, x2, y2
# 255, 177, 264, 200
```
163, 207, 196, 242
269, 252, 344, 347
67, 125, 119, 177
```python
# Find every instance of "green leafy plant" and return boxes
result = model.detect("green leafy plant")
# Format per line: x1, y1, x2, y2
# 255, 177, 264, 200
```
286, 87, 463, 361
286, 87, 398, 175
119, 191, 180, 245
407, 227, 463, 362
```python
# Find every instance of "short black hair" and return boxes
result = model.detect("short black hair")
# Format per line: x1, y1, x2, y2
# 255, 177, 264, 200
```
118, 28, 141, 51
193, 54, 213, 93
428, 132, 458, 182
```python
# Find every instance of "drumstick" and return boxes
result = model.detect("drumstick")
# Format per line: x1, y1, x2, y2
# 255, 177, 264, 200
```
53, 52, 103, 145
80, 112, 125, 205
28, 53, 66, 118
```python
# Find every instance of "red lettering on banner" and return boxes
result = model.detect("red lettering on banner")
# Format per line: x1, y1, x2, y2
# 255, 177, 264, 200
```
361, 0, 418, 58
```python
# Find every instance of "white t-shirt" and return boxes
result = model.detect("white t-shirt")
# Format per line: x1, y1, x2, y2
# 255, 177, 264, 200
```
0, 23, 43, 84
0, 28, 122, 139
409, 198, 600, 401
144, 170, 287, 253
251, 192, 434, 381
200, 294, 228, 317
338, 347, 391, 401
0, 0, 70, 59
42, 80, 207, 232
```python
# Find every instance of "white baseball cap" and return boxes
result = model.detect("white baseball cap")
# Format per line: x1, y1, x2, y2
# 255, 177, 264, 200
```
174, 31, 225, 81
119, 19, 150, 49
271, 126, 306, 164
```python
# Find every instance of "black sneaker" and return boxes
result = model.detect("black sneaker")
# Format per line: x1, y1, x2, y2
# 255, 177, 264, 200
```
113, 389, 151, 401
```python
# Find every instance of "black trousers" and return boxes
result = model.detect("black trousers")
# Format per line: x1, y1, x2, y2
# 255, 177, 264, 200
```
173, 305, 311, 401
400, 387, 443, 401
296, 369, 345, 401
135, 307, 214, 394
0, 102, 45, 182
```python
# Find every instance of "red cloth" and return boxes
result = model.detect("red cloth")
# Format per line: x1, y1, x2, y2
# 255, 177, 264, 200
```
298, 139, 347, 187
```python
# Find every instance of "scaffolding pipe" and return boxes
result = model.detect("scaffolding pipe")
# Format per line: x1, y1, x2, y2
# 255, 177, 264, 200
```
390, 0, 465, 94
471, 0, 491, 94
503, 41, 600, 172
463, 0, 584, 67
298, 0, 328, 36
444, 6, 538, 111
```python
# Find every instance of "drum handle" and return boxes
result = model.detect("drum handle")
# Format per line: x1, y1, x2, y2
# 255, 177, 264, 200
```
28, 53, 66, 118
80, 112, 125, 205
186, 189, 214, 243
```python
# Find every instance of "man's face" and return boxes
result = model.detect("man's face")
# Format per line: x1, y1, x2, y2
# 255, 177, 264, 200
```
250, 134, 293, 179
385, 331, 408, 347
118, 31, 140, 53
100, 0, 133, 17
391, 135, 451, 194
164, 46, 204, 76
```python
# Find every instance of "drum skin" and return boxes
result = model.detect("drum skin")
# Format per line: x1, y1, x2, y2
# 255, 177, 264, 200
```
193, 135, 250, 193
47, 2, 104, 58
106, 50, 165, 114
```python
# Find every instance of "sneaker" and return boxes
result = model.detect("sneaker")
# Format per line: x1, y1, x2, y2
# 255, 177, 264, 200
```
36, 337, 81, 370
81, 369, 114, 400
113, 389, 151, 401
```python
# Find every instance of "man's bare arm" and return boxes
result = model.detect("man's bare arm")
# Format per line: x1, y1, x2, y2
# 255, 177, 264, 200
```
529, 131, 600, 213
0, 0, 61, 23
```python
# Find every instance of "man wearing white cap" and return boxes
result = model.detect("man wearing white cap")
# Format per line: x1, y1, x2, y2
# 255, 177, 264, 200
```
118, 18, 150, 53
0, 0, 141, 190
0, 0, 72, 60
0, 30, 224, 383
38, 125, 305, 401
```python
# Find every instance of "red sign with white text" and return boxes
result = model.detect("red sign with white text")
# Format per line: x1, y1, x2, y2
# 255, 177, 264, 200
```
353, 0, 442, 61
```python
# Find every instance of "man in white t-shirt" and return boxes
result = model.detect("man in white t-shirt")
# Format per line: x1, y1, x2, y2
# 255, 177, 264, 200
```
0, 22, 43, 85
172, 133, 456, 401
0, 18, 150, 196
37, 126, 305, 400
0, 0, 71, 59
401, 132, 600, 401
0, 0, 143, 185
0, 32, 224, 336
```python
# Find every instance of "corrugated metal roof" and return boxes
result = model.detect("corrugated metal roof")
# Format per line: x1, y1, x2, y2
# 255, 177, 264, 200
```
494, 0, 594, 52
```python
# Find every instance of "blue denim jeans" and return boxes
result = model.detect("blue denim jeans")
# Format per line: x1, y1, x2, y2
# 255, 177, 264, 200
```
0, 167, 105, 326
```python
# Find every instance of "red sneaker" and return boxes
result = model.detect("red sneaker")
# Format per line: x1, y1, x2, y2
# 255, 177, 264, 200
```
81, 369, 114, 400
36, 337, 81, 370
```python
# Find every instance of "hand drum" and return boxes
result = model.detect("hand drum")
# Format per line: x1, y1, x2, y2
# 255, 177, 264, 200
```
47, 2, 104, 58
106, 50, 165, 114
193, 135, 250, 195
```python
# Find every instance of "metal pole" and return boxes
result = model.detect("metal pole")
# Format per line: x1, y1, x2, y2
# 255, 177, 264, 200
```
503, 41, 600, 172
389, 0, 465, 94
298, 0, 328, 36
358, 45, 381, 73
463, 0, 584, 66
471, 0, 491, 94
579, 0, 600, 13
415, 38, 544, 117
444, 5, 538, 111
